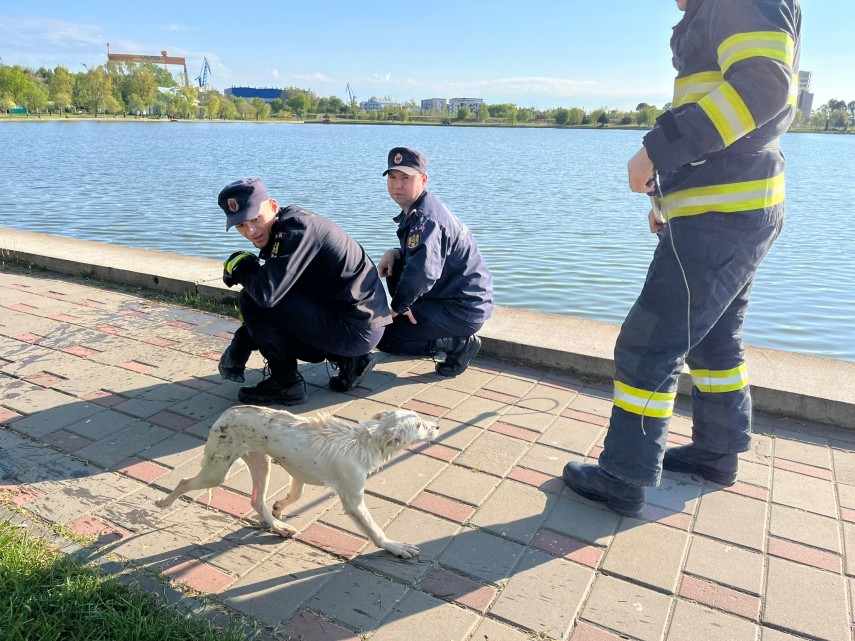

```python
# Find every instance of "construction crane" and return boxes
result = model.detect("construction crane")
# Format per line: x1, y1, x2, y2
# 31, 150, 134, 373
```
346, 83, 357, 109
195, 57, 212, 91
106, 42, 187, 76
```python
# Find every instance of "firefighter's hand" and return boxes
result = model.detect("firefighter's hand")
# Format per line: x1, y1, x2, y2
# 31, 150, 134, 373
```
648, 208, 666, 234
628, 146, 656, 193
392, 308, 417, 324
378, 249, 400, 278
223, 251, 259, 287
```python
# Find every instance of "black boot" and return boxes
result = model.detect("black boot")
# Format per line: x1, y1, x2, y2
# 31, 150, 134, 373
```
562, 462, 645, 517
238, 372, 307, 406
663, 444, 738, 486
218, 325, 255, 383
435, 335, 481, 377
329, 353, 376, 392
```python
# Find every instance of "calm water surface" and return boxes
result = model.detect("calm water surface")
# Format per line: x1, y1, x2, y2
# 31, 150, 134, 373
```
3, 120, 854, 362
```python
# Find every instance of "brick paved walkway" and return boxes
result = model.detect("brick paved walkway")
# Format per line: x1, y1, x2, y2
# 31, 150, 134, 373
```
1, 267, 854, 641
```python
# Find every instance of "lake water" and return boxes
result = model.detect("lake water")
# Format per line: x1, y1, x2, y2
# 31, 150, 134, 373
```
2, 120, 854, 362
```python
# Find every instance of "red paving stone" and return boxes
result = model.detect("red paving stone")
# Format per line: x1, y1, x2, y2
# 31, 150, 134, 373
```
77, 299, 106, 308
507, 467, 565, 494
488, 421, 540, 442
81, 390, 127, 408
639, 504, 693, 531
667, 432, 693, 446
143, 336, 178, 347
475, 389, 519, 405
420, 566, 497, 613
298, 523, 365, 560
115, 457, 170, 483
163, 557, 236, 594
95, 324, 126, 335
13, 333, 46, 344
165, 320, 194, 329
773, 458, 833, 480
723, 481, 769, 501
48, 313, 79, 323
199, 351, 222, 361
118, 361, 154, 374
588, 445, 605, 460
767, 536, 842, 573
148, 411, 196, 431
532, 529, 604, 568
540, 378, 583, 392
401, 399, 447, 418
177, 377, 218, 391
570, 622, 630, 641
842, 508, 855, 524
0, 407, 24, 424
214, 331, 234, 340
282, 611, 360, 641
194, 487, 253, 518
679, 575, 761, 621
561, 408, 609, 427
0, 357, 12, 370
0, 482, 42, 505
408, 442, 459, 462
7, 303, 37, 313
411, 491, 474, 524
68, 516, 131, 546
23, 372, 66, 388
41, 429, 92, 453
119, 309, 148, 318
60, 345, 99, 358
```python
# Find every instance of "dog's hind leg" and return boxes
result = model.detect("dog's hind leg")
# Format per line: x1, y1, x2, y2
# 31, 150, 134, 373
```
242, 452, 297, 538
155, 454, 234, 508
271, 479, 305, 519
339, 489, 420, 559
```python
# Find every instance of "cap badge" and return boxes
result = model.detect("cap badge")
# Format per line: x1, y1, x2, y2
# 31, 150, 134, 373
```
394, 153, 403, 164
227, 198, 239, 213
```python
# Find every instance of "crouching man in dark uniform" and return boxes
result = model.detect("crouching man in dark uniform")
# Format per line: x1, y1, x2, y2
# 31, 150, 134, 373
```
377, 148, 493, 377
217, 177, 391, 405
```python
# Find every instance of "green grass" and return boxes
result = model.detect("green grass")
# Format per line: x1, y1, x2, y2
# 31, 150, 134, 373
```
0, 520, 253, 641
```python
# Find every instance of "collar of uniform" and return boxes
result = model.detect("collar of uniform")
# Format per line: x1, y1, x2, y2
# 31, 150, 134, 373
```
393, 190, 428, 228
258, 206, 286, 259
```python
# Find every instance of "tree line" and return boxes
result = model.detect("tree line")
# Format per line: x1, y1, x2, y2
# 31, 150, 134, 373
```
1, 61, 851, 131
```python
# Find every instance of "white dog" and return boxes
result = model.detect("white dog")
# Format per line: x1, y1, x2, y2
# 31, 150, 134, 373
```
155, 406, 439, 558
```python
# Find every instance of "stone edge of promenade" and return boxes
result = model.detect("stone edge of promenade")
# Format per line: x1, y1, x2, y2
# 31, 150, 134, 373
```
2, 226, 853, 429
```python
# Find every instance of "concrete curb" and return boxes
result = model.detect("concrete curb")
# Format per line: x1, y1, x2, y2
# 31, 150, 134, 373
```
2, 226, 853, 428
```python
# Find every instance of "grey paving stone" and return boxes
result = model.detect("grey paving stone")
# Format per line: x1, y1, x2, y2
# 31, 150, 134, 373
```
496, 405, 556, 433
844, 522, 855, 577
484, 374, 537, 397
99, 484, 185, 534
75, 421, 172, 468
774, 429, 831, 468
222, 541, 343, 626
602, 518, 689, 592
165, 391, 234, 421
443, 395, 506, 428
666, 600, 758, 641
112, 397, 175, 419
840, 482, 855, 510
832, 447, 855, 486
64, 409, 141, 441
769, 503, 842, 553
355, 508, 460, 585
763, 556, 850, 641
320, 493, 403, 538
140, 431, 205, 468
307, 565, 409, 633
743, 433, 774, 466
427, 464, 501, 506
1, 386, 74, 414
335, 397, 396, 423
581, 574, 673, 641
366, 450, 446, 504
738, 458, 772, 488
544, 495, 620, 547
567, 393, 613, 417
438, 527, 526, 584
761, 628, 821, 641
684, 535, 765, 595
537, 415, 604, 455
413, 384, 470, 408
469, 618, 531, 641
434, 366, 497, 394
0, 441, 65, 480
517, 442, 577, 477
518, 382, 578, 415
647, 474, 703, 513
454, 431, 530, 476
772, 468, 837, 518
470, 479, 555, 544
370, 588, 479, 641
694, 490, 767, 551
24, 471, 141, 524
434, 418, 484, 451
9, 401, 103, 438
0, 427, 29, 450
490, 548, 594, 639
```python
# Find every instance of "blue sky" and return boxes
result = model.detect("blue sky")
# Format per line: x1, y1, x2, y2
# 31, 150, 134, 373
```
1, 1, 851, 111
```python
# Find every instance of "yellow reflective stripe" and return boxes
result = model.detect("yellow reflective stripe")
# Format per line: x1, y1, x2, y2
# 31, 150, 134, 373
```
718, 31, 795, 74
691, 364, 749, 393
673, 71, 724, 107
698, 82, 756, 146
225, 252, 250, 273
660, 173, 785, 218
788, 72, 798, 106
613, 380, 676, 419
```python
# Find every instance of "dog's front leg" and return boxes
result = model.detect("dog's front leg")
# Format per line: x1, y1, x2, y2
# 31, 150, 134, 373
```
242, 452, 296, 538
271, 479, 304, 519
340, 490, 420, 559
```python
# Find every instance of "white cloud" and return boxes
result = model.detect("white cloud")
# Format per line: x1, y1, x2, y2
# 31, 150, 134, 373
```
160, 24, 188, 32
271, 69, 280, 78
367, 72, 393, 83
294, 72, 332, 83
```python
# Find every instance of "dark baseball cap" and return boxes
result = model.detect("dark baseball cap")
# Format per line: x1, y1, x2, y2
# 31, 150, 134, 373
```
383, 147, 428, 176
218, 177, 271, 231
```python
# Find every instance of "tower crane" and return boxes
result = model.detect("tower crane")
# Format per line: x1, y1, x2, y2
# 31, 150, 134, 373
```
346, 83, 357, 109
195, 57, 212, 91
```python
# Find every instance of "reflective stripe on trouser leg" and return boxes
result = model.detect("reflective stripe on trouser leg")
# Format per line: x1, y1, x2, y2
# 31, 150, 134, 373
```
599, 208, 782, 487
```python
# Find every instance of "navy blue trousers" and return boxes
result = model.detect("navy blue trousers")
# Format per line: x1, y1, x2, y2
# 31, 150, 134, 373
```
599, 207, 783, 486
377, 298, 483, 356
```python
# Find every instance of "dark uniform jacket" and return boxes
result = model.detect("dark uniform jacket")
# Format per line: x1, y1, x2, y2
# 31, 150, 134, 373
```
238, 205, 392, 329
391, 190, 493, 323
643, 0, 800, 219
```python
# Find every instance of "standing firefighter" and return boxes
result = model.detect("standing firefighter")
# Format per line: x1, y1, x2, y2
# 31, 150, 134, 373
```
562, 0, 801, 516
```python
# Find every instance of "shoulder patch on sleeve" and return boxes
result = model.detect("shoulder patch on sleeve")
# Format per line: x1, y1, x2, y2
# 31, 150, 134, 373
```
406, 233, 421, 249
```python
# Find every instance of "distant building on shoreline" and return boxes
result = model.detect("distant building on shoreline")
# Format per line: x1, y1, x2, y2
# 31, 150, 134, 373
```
420, 98, 447, 112
797, 70, 814, 121
448, 98, 484, 115
359, 99, 400, 111
224, 87, 284, 103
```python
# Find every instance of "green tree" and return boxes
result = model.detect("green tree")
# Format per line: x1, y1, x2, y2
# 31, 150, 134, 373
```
456, 106, 470, 120
554, 108, 570, 125
140, 62, 177, 88
251, 97, 270, 120
24, 82, 49, 114
517, 108, 533, 124
220, 99, 239, 120
597, 111, 610, 126
270, 98, 284, 113
286, 92, 311, 118
127, 93, 147, 116
0, 65, 30, 105
49, 66, 75, 114
566, 107, 585, 125
75, 67, 114, 115
477, 104, 489, 123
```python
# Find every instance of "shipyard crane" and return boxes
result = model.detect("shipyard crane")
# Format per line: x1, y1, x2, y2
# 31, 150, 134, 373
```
346, 83, 357, 109
195, 57, 212, 90
106, 42, 187, 76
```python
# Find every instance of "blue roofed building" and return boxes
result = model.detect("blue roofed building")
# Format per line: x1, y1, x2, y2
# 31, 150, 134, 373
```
224, 87, 284, 103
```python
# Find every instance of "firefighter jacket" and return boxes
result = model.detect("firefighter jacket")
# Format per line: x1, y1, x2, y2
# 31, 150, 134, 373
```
236, 206, 392, 329
391, 190, 493, 323
643, 0, 801, 218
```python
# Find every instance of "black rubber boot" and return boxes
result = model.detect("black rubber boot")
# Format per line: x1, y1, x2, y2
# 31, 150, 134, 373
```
329, 353, 376, 392
663, 444, 738, 486
238, 372, 307, 406
435, 335, 481, 377
218, 325, 255, 383
562, 462, 645, 517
